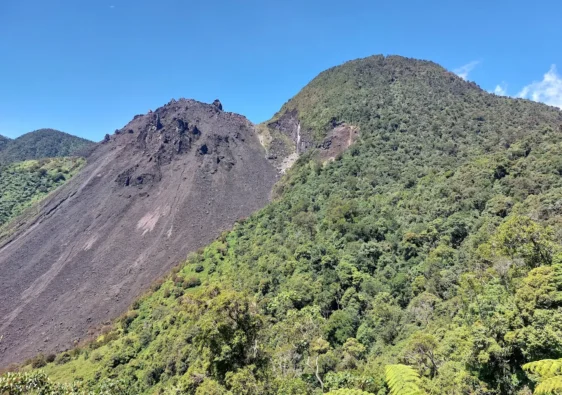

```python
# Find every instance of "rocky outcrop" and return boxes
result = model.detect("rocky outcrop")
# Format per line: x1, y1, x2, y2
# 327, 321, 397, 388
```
318, 124, 360, 162
0, 99, 278, 366
212, 99, 223, 111
259, 109, 360, 172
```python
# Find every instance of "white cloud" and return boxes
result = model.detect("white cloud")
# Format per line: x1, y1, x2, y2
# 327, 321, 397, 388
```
494, 83, 507, 96
517, 65, 562, 108
454, 61, 480, 80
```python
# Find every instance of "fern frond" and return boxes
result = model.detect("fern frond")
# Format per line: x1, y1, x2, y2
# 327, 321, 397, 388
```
524, 359, 562, 379
385, 364, 424, 395
325, 390, 374, 395
534, 376, 562, 394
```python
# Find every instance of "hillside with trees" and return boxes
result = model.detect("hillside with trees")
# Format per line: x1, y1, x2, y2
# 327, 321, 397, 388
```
0, 157, 85, 228
0, 135, 10, 151
0, 128, 94, 165
7, 55, 562, 394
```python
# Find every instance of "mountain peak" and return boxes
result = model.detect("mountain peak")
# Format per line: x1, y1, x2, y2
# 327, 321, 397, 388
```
104, 99, 254, 174
259, 53, 561, 171
0, 99, 277, 366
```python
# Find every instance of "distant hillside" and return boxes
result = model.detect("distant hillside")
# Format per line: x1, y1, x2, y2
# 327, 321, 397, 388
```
0, 129, 94, 165
0, 135, 10, 151
0, 157, 84, 227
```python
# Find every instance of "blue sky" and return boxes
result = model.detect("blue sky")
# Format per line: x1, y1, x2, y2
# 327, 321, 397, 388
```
0, 0, 561, 141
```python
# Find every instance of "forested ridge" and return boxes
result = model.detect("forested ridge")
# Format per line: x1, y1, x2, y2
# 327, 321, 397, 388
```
6, 55, 562, 394
0, 128, 93, 165
0, 135, 10, 151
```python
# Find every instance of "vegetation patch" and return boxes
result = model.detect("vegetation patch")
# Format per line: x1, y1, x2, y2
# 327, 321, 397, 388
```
0, 157, 84, 226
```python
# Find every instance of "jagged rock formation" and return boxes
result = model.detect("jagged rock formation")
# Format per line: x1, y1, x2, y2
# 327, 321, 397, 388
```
318, 123, 359, 161
258, 109, 360, 172
0, 99, 278, 366
212, 99, 223, 111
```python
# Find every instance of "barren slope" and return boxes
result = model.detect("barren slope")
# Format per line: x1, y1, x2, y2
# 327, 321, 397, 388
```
0, 99, 278, 366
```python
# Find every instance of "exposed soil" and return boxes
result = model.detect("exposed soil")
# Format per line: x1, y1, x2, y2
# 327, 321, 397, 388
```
318, 124, 360, 162
0, 99, 278, 366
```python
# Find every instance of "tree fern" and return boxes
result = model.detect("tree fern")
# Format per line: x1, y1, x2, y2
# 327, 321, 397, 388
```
523, 359, 562, 394
326, 390, 374, 395
534, 377, 562, 394
524, 360, 562, 379
385, 364, 424, 395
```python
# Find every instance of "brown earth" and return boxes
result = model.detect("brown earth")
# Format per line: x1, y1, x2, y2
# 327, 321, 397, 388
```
318, 124, 360, 162
0, 99, 278, 366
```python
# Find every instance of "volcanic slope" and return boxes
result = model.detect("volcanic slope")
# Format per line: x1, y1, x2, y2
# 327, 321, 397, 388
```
0, 99, 278, 366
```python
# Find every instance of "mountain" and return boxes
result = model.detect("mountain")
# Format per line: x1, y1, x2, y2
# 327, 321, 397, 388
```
0, 157, 84, 228
6, 55, 562, 394
0, 99, 277, 368
0, 135, 10, 151
0, 128, 94, 165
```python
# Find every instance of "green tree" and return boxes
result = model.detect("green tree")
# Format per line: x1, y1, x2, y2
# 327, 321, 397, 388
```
524, 359, 562, 394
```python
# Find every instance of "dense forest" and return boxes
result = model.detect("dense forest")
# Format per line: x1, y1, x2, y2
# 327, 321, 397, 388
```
0, 135, 10, 151
5, 55, 562, 394
0, 129, 93, 165
0, 157, 85, 227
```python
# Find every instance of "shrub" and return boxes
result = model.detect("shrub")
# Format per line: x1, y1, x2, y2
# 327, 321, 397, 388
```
55, 352, 71, 365
185, 277, 201, 288
120, 311, 139, 331
29, 354, 47, 368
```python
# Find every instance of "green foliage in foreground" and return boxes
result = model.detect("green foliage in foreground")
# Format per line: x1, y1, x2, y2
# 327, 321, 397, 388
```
0, 157, 84, 226
326, 389, 374, 395
1, 364, 417, 395
12, 56, 562, 394
0, 371, 79, 394
524, 359, 562, 394
0, 371, 134, 394
385, 365, 423, 395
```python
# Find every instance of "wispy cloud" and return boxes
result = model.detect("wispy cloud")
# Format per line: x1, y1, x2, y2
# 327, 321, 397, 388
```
517, 65, 562, 108
493, 83, 507, 96
454, 61, 480, 80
